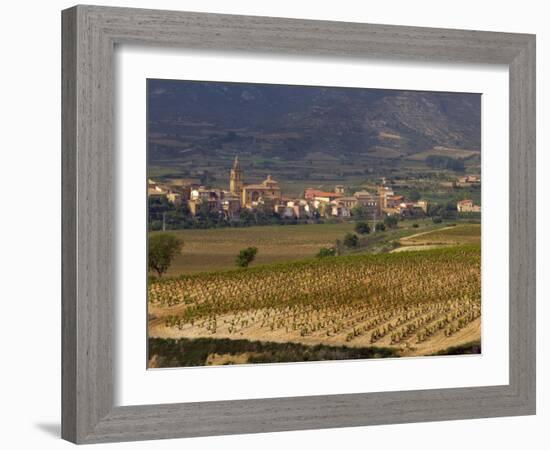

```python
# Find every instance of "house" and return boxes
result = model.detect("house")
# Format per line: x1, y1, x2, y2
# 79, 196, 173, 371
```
222, 195, 241, 219
337, 196, 358, 209
304, 188, 343, 202
397, 202, 427, 217
330, 203, 352, 218
354, 190, 381, 216
386, 195, 404, 209
274, 205, 295, 219
166, 191, 182, 206
147, 179, 168, 199
457, 175, 481, 184
457, 199, 481, 213
188, 187, 223, 215
414, 200, 429, 214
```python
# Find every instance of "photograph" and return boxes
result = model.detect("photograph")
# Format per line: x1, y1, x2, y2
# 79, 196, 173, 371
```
146, 79, 482, 368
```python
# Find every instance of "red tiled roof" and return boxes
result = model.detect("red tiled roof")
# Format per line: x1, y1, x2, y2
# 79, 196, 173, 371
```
305, 189, 343, 198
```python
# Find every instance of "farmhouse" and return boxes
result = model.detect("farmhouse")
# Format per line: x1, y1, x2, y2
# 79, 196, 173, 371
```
457, 199, 481, 213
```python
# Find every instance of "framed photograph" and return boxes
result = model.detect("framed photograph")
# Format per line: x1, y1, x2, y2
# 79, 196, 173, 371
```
62, 5, 536, 444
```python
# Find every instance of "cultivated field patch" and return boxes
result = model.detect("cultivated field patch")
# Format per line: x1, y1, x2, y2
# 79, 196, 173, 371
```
158, 222, 356, 275
148, 245, 481, 365
399, 224, 480, 247
407, 146, 479, 161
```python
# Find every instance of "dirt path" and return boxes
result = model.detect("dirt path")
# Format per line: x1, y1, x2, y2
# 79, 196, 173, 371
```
391, 244, 449, 253
399, 226, 455, 242
390, 226, 456, 253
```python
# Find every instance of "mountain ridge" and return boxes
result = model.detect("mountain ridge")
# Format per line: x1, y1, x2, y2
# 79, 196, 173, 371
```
147, 79, 481, 163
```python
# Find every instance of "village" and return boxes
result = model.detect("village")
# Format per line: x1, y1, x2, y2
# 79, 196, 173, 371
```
148, 156, 481, 226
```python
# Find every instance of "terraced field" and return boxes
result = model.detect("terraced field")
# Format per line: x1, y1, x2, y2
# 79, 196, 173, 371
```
148, 244, 481, 365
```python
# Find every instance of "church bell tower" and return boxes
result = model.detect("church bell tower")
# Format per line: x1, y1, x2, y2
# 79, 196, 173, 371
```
229, 155, 244, 197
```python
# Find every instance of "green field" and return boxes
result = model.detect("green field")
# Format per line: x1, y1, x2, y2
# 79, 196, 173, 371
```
151, 219, 458, 276
402, 224, 481, 246
156, 222, 352, 275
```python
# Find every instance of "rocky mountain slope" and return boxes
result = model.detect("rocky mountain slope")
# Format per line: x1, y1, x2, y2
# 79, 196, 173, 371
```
147, 79, 481, 163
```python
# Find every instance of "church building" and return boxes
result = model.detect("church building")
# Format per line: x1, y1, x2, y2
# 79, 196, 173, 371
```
229, 156, 282, 208
229, 156, 244, 198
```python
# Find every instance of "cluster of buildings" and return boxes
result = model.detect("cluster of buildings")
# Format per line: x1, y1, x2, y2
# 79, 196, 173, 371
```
148, 179, 183, 205
303, 186, 428, 219
148, 157, 433, 221
456, 175, 481, 186
440, 174, 481, 189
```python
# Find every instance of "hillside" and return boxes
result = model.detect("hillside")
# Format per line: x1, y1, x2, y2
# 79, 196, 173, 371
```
148, 79, 481, 163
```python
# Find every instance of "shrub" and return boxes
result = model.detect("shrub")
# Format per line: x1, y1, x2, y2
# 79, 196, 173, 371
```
236, 247, 258, 268
383, 215, 399, 229
316, 247, 336, 258
343, 233, 359, 248
354, 221, 371, 234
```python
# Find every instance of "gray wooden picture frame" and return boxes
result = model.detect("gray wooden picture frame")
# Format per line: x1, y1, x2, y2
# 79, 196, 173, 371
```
61, 5, 536, 444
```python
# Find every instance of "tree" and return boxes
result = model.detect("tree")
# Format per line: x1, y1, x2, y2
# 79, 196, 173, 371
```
351, 205, 369, 219
409, 190, 421, 202
148, 233, 183, 277
236, 247, 258, 268
316, 247, 336, 258
445, 200, 458, 211
343, 233, 359, 248
238, 208, 255, 226
355, 221, 371, 234
384, 215, 399, 229
375, 222, 386, 232
425, 155, 465, 172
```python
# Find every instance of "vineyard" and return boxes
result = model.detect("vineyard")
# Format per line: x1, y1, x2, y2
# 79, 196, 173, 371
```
148, 243, 481, 363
